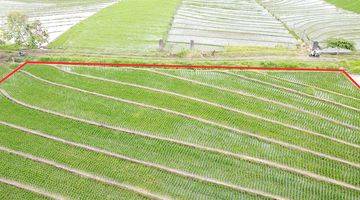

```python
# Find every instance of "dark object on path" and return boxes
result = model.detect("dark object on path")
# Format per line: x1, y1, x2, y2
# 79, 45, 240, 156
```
190, 40, 194, 50
158, 39, 165, 51
18, 50, 26, 57
211, 50, 216, 56
309, 41, 321, 57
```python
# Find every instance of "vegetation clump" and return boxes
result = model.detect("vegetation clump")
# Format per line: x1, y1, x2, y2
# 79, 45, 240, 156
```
326, 38, 356, 51
2, 12, 48, 49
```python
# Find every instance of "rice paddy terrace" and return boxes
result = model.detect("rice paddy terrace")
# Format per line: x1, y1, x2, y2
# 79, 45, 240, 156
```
0, 0, 360, 199
47, 0, 360, 52
260, 0, 360, 49
0, 0, 117, 42
167, 0, 298, 49
0, 64, 359, 199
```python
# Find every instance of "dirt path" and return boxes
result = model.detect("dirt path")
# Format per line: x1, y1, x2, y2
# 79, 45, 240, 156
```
2, 120, 360, 192
54, 66, 359, 147
0, 177, 66, 200
0, 146, 168, 200
144, 68, 359, 130
0, 126, 285, 200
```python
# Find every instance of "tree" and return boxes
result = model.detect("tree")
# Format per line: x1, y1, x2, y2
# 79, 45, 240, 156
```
26, 20, 49, 48
5, 12, 28, 45
4, 11, 48, 48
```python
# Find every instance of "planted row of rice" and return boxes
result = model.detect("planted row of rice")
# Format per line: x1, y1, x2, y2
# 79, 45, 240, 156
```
0, 144, 144, 199
0, 98, 358, 199
227, 70, 360, 109
69, 66, 359, 142
158, 69, 359, 127
1, 92, 359, 192
1, 67, 359, 186
23, 66, 359, 163
1, 124, 262, 199
265, 71, 360, 98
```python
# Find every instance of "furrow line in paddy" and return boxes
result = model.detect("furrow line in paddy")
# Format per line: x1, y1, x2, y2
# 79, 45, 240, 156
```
1, 121, 360, 192
220, 70, 360, 112
144, 69, 359, 131
253, 71, 360, 101
0, 146, 168, 200
0, 122, 286, 200
13, 72, 360, 169
54, 66, 359, 148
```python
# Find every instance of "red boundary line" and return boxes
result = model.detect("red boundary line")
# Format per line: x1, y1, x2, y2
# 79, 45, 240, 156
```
0, 60, 359, 89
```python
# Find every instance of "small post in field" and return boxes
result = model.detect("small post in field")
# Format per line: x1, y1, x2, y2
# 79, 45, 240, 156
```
159, 39, 165, 51
190, 40, 194, 50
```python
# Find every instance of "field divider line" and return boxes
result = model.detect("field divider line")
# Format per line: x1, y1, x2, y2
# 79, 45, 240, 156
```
0, 146, 169, 200
219, 70, 360, 112
0, 177, 67, 200
0, 123, 287, 200
53, 66, 360, 148
1, 90, 359, 191
17, 72, 360, 168
143, 68, 359, 131
3, 121, 360, 193
253, 71, 360, 101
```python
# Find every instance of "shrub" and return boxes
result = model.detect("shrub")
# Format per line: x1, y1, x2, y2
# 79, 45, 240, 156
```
4, 12, 48, 48
326, 38, 356, 51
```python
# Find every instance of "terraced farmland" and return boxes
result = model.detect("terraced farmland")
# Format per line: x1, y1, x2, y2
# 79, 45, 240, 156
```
42, 0, 360, 53
167, 0, 298, 49
260, 0, 360, 49
0, 0, 117, 42
50, 0, 182, 52
0, 64, 359, 199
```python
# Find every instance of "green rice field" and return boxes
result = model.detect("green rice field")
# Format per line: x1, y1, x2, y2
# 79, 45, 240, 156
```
0, 64, 359, 199
49, 0, 182, 53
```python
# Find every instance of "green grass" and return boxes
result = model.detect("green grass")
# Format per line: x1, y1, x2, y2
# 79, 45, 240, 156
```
0, 64, 359, 199
49, 0, 182, 53
325, 0, 360, 13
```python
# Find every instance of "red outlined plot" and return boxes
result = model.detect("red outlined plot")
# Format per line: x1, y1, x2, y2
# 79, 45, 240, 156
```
0, 60, 359, 89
